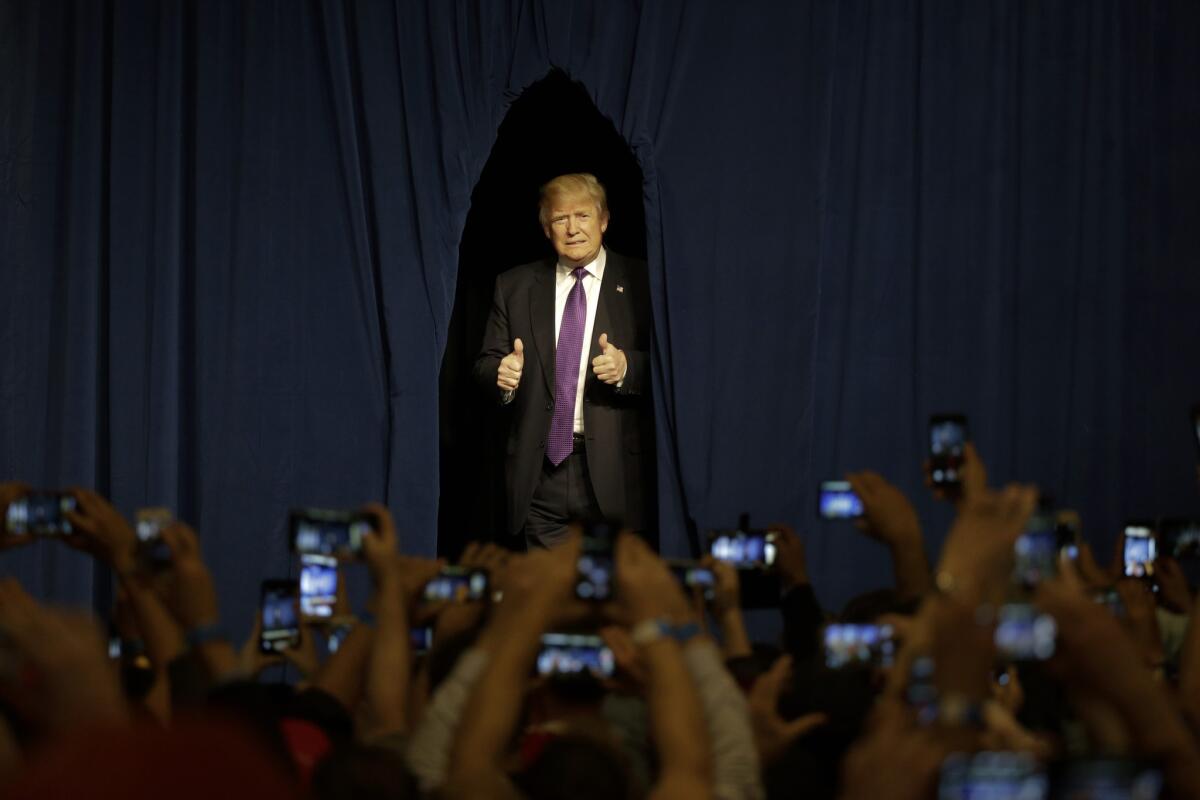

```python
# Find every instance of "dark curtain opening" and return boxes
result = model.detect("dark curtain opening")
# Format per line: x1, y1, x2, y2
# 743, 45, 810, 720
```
438, 69, 647, 558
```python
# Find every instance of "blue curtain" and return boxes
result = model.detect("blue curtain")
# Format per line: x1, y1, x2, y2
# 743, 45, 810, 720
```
2, 0, 1198, 627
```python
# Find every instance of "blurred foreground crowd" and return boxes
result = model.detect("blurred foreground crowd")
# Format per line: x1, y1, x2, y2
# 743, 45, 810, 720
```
2, 438, 1200, 799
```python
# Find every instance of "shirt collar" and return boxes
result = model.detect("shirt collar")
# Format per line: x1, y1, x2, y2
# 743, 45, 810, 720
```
556, 247, 606, 282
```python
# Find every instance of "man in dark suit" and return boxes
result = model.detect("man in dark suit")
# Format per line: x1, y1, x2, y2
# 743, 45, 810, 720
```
474, 174, 655, 548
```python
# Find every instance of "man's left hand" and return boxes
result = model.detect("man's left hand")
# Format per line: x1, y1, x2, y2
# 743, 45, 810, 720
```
592, 333, 626, 385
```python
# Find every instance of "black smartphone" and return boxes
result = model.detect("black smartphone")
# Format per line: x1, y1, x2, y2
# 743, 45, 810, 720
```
289, 508, 375, 558
708, 528, 777, 569
928, 414, 969, 489
818, 480, 864, 520
422, 567, 489, 603
1013, 512, 1059, 586
993, 603, 1056, 661
299, 554, 338, 619
1051, 758, 1163, 798
1122, 521, 1157, 579
576, 522, 616, 601
259, 579, 301, 653
939, 751, 1048, 799
666, 559, 716, 601
537, 632, 615, 678
5, 491, 78, 536
822, 623, 896, 669
135, 507, 174, 570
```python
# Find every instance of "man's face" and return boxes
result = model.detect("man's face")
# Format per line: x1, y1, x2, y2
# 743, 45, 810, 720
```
542, 193, 609, 267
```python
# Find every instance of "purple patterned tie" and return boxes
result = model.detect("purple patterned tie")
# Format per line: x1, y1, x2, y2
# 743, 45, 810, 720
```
546, 267, 588, 466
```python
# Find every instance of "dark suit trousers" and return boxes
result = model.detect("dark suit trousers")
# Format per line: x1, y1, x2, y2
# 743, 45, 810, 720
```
524, 434, 604, 549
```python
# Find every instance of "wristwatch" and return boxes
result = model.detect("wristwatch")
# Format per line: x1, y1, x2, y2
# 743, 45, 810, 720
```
630, 618, 701, 647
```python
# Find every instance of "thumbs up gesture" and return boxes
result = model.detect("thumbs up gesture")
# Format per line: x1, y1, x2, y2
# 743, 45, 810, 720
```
497, 338, 525, 392
591, 333, 627, 385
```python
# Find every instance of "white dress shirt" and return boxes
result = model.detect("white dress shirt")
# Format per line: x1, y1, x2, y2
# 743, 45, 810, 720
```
555, 248, 606, 434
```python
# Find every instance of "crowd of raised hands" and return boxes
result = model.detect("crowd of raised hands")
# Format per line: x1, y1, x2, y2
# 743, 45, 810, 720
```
2, 440, 1200, 799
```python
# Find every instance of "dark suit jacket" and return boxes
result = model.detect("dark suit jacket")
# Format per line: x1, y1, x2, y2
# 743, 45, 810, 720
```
473, 250, 656, 537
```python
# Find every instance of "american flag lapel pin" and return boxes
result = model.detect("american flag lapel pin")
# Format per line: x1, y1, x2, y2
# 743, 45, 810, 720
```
616, 284, 624, 293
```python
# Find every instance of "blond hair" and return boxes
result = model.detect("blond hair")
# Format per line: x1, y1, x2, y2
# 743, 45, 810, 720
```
538, 173, 608, 227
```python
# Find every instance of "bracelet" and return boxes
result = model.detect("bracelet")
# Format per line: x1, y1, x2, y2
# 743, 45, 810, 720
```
185, 622, 224, 649
631, 618, 701, 647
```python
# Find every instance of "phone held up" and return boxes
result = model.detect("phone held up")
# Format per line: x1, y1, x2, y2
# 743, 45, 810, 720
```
260, 579, 301, 653
576, 521, 616, 601
818, 481, 864, 521
929, 414, 968, 490
289, 508, 376, 559
708, 528, 777, 569
5, 491, 78, 537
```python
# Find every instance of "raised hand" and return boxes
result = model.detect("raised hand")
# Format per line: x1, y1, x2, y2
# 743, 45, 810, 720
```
748, 655, 827, 764
925, 441, 989, 507
845, 471, 922, 546
496, 338, 524, 392
770, 524, 809, 590
614, 533, 692, 626
62, 488, 139, 576
936, 484, 1038, 606
591, 332, 626, 385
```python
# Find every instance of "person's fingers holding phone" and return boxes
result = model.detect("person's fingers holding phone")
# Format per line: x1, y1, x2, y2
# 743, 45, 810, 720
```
0, 482, 32, 551
158, 521, 219, 629
769, 523, 809, 589
846, 471, 921, 545
614, 532, 691, 625
700, 554, 740, 617
62, 487, 138, 573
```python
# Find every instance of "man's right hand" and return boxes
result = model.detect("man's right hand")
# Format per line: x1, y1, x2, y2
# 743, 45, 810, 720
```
497, 338, 524, 392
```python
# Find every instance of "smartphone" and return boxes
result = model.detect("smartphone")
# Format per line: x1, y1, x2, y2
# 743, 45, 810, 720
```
259, 580, 301, 653
1013, 513, 1059, 586
1051, 758, 1163, 799
422, 567, 488, 603
299, 554, 338, 619
289, 508, 375, 558
135, 507, 174, 570
928, 414, 969, 489
818, 481, 864, 520
576, 523, 616, 601
708, 529, 777, 569
1122, 522, 1157, 579
939, 751, 1048, 800
666, 559, 716, 601
536, 632, 615, 679
994, 603, 1056, 661
5, 492, 78, 536
822, 623, 896, 669
411, 626, 433, 655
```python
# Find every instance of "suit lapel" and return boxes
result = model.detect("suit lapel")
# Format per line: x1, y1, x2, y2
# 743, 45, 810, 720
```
587, 252, 627, 395
529, 259, 556, 397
